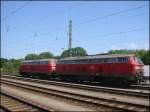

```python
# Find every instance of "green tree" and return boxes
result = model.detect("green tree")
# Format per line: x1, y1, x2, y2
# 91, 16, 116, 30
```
142, 50, 150, 65
38, 52, 54, 59
1, 59, 21, 74
108, 49, 150, 65
61, 47, 87, 58
108, 49, 135, 54
0, 58, 8, 68
54, 55, 61, 59
25, 53, 39, 60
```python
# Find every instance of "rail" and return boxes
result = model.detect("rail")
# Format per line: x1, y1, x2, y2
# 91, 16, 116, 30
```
0, 92, 49, 112
2, 74, 149, 99
1, 74, 149, 112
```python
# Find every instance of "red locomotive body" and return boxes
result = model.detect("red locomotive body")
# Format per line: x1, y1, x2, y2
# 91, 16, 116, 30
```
19, 59, 57, 77
19, 54, 144, 85
56, 54, 144, 85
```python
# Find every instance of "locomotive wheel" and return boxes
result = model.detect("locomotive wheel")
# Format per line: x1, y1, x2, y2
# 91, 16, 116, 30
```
116, 78, 129, 87
122, 79, 129, 87
60, 76, 68, 82
22, 73, 28, 77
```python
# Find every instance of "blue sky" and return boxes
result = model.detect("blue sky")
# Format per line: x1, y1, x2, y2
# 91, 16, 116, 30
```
1, 1, 149, 59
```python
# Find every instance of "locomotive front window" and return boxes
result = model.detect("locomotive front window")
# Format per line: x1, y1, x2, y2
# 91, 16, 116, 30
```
135, 57, 143, 64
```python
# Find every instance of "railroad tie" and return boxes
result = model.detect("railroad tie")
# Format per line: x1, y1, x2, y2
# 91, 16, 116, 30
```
2, 103, 24, 108
1, 94, 40, 112
11, 107, 38, 112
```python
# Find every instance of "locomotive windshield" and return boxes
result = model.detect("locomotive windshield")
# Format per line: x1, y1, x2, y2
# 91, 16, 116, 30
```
135, 57, 143, 64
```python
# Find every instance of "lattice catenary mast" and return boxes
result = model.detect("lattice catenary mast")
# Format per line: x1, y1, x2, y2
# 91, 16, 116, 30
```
68, 20, 72, 57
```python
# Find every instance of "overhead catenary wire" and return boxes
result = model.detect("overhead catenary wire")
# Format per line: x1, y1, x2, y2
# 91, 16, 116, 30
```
2, 4, 148, 48
72, 28, 149, 50
3, 2, 84, 32
73, 4, 149, 27
3, 27, 148, 46
2, 1, 32, 21
73, 27, 149, 42
94, 28, 148, 38
30, 4, 148, 38
2, 4, 148, 38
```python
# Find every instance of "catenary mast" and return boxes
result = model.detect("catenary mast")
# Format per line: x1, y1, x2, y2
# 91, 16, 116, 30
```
68, 20, 72, 57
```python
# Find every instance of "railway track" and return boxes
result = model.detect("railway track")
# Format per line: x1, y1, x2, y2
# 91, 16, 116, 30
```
1, 81, 111, 111
131, 84, 150, 90
2, 74, 149, 98
0, 93, 47, 112
1, 83, 97, 111
3, 72, 150, 88
1, 74, 149, 112
3, 72, 149, 91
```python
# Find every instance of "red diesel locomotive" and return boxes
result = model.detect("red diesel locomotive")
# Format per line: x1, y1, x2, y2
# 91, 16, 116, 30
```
19, 59, 57, 78
19, 54, 144, 85
56, 54, 144, 85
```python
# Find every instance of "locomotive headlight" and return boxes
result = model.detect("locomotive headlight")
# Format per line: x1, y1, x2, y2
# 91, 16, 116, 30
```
135, 66, 143, 70
135, 66, 140, 70
52, 66, 55, 70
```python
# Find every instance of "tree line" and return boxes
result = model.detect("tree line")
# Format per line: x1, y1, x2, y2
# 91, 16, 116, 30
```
0, 47, 87, 74
108, 49, 150, 65
24, 47, 87, 60
0, 48, 149, 74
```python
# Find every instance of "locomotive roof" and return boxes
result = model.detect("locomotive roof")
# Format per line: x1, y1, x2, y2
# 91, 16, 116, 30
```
59, 54, 135, 61
22, 59, 57, 62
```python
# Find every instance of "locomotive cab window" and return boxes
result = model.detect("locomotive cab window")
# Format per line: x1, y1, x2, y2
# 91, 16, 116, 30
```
61, 60, 65, 64
81, 59, 89, 64
70, 60, 75, 64
91, 59, 99, 63
118, 57, 128, 62
57, 61, 62, 64
73, 60, 79, 64
99, 59, 105, 63
107, 58, 118, 63
58, 60, 65, 64
104, 58, 108, 63
44, 61, 49, 64
23, 62, 27, 64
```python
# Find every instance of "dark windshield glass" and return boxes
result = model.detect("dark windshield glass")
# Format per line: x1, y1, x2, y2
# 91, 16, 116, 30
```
135, 57, 143, 64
